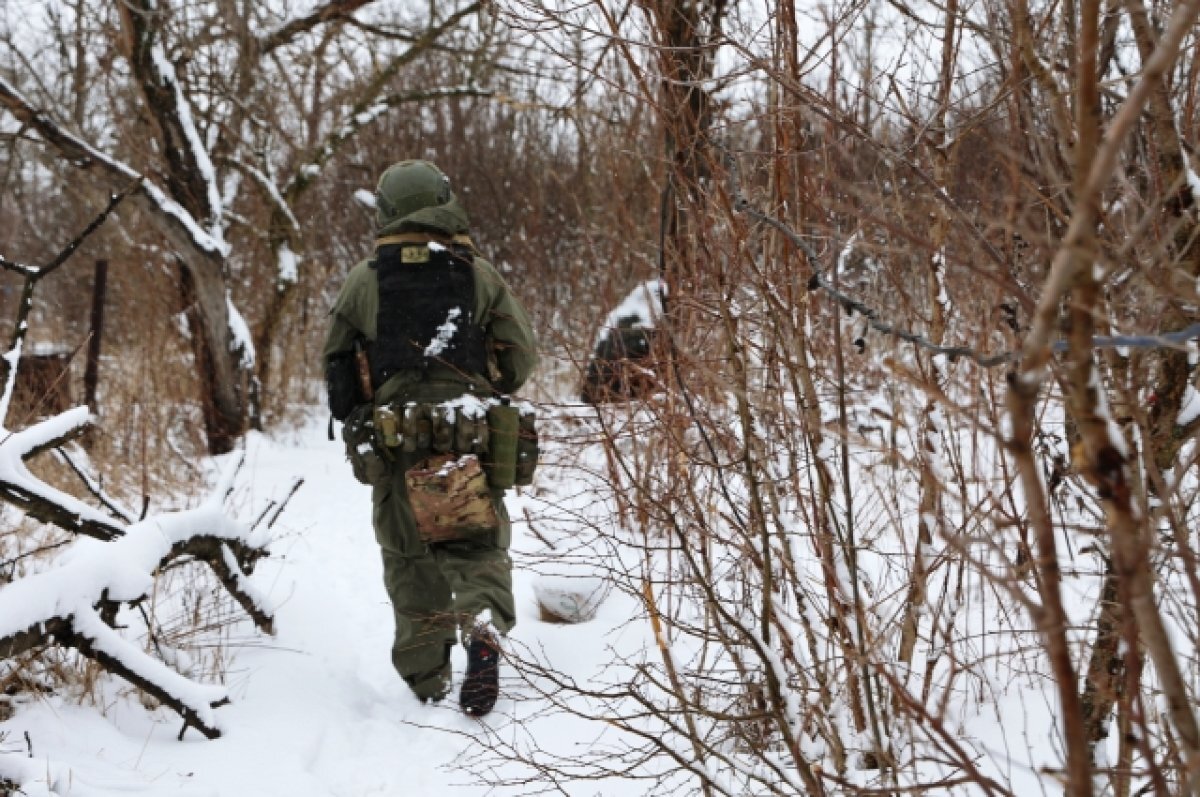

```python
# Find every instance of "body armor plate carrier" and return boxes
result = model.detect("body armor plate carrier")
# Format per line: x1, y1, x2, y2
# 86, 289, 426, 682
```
371, 243, 488, 386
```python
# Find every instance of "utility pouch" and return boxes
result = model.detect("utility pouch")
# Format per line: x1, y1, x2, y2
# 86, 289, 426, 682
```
405, 454, 499, 543
326, 353, 362, 421
484, 402, 519, 490
515, 409, 539, 487
342, 405, 389, 486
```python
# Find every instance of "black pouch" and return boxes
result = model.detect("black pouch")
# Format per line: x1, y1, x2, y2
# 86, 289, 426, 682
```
326, 353, 362, 422
342, 405, 390, 486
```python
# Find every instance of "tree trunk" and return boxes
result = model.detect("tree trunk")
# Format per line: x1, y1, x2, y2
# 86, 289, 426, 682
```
181, 257, 245, 455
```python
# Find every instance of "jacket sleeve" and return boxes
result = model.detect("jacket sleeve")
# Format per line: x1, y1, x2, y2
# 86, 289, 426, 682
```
323, 310, 361, 362
323, 261, 374, 362
475, 259, 537, 394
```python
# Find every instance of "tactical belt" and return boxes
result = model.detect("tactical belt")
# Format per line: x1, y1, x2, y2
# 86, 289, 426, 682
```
373, 400, 538, 490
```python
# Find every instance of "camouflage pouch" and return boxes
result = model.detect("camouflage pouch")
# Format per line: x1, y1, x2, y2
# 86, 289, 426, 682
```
405, 454, 499, 543
342, 405, 390, 487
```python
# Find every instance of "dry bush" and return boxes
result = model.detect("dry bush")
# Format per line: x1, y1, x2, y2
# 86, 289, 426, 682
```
474, 1, 1200, 795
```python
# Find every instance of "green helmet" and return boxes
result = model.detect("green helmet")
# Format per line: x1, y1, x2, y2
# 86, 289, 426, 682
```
375, 160, 454, 229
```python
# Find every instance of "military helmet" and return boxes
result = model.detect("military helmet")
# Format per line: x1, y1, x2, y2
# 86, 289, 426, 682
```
375, 160, 454, 229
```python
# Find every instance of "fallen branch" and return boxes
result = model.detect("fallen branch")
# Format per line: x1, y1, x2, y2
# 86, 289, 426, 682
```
0, 458, 274, 737
0, 408, 125, 541
0, 614, 227, 739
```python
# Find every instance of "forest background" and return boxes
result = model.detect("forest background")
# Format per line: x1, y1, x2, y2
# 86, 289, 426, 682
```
4, 0, 1200, 794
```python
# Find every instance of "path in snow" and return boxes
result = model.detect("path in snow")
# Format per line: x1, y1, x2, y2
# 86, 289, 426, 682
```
1, 416, 646, 797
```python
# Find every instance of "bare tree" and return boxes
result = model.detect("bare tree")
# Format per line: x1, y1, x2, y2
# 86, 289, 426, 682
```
0, 0, 490, 451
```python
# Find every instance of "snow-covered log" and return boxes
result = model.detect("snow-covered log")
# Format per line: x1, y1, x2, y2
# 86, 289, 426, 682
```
0, 476, 274, 739
0, 615, 227, 740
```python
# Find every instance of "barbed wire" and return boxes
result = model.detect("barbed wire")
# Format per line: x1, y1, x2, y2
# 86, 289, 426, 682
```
730, 187, 1200, 369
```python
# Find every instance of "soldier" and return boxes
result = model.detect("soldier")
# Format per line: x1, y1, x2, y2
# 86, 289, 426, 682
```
323, 160, 536, 716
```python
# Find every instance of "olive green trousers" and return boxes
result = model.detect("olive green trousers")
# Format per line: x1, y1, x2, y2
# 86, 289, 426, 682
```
372, 450, 515, 700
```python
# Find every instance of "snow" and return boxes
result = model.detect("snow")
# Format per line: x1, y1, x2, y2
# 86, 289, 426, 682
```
353, 188, 376, 208
0, 336, 23, 423
244, 161, 299, 232
226, 293, 256, 369
592, 279, 665, 350
0, 386, 1168, 796
1188, 167, 1200, 203
0, 407, 118, 531
0, 753, 62, 796
1087, 363, 1128, 458
1178, 383, 1200, 427
0, 416, 658, 796
276, 241, 299, 285
74, 609, 228, 731
440, 394, 489, 420
532, 574, 610, 623
424, 307, 462, 357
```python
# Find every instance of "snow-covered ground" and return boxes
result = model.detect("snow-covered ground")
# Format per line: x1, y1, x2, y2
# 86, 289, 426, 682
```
0, 412, 649, 796
0, 391, 1160, 796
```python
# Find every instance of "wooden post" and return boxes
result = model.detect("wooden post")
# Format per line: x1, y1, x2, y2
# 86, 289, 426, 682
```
84, 259, 107, 412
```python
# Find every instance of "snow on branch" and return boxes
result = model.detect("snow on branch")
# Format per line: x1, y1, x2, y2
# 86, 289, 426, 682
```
0, 409, 125, 541
221, 156, 300, 234
225, 293, 256, 369
0, 456, 275, 739
0, 76, 228, 258
147, 44, 224, 244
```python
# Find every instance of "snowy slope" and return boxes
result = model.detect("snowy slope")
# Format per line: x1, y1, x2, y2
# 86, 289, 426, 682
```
0, 414, 649, 797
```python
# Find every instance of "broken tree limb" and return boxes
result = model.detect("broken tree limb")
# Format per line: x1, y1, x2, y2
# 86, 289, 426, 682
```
0, 477, 274, 737
0, 409, 126, 541
163, 536, 274, 634
0, 613, 227, 739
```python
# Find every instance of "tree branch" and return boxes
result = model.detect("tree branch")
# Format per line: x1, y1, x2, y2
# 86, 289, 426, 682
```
257, 0, 377, 55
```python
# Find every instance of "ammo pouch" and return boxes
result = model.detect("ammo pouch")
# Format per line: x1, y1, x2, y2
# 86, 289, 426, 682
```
405, 454, 499, 543
373, 399, 539, 490
341, 404, 389, 487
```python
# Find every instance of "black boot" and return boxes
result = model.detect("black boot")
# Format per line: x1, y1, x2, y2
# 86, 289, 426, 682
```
459, 627, 500, 717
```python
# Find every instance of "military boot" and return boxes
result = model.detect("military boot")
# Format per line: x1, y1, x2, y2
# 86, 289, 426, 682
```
459, 625, 500, 717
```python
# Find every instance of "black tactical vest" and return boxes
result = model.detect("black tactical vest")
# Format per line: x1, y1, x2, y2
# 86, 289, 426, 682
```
371, 243, 488, 386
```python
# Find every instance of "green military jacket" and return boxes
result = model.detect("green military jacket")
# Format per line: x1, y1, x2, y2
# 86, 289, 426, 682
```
324, 234, 537, 406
